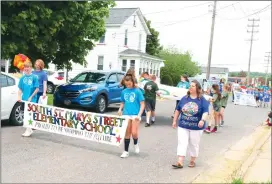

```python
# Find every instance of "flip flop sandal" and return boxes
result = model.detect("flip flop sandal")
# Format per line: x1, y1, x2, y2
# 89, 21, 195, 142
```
188, 161, 196, 168
172, 162, 183, 169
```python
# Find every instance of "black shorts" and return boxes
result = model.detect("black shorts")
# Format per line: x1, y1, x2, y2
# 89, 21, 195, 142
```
255, 97, 260, 101
145, 99, 156, 112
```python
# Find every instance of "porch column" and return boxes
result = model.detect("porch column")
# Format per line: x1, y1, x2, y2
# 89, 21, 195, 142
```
5, 59, 9, 73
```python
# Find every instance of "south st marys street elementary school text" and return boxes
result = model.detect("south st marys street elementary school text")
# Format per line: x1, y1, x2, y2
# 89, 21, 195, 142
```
26, 103, 126, 143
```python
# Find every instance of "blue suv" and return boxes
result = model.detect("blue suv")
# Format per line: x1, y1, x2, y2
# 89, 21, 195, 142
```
53, 70, 126, 113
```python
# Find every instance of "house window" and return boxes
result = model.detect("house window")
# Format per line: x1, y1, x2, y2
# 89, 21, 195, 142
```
138, 33, 142, 51
124, 29, 128, 45
97, 56, 104, 70
139, 61, 143, 75
122, 59, 127, 72
130, 60, 135, 69
99, 34, 105, 43
133, 15, 136, 27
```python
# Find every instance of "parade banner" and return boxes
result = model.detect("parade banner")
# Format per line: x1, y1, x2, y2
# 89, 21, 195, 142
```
233, 91, 257, 107
23, 102, 128, 146
157, 84, 212, 101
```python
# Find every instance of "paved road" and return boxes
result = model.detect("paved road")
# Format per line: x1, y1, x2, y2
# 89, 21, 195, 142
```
1, 100, 269, 183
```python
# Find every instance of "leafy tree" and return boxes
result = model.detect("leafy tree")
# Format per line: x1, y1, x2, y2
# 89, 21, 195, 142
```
1, 1, 115, 70
161, 75, 173, 86
144, 17, 163, 56
159, 48, 200, 86
238, 70, 247, 77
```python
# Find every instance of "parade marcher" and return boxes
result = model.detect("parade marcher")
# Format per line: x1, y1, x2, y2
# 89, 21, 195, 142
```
205, 84, 221, 133
254, 88, 260, 108
259, 89, 264, 108
263, 90, 271, 108
143, 75, 160, 127
219, 78, 224, 93
120, 68, 137, 89
171, 74, 190, 118
172, 80, 209, 169
118, 75, 145, 158
232, 80, 240, 102
19, 61, 39, 137
219, 84, 230, 127
32, 59, 48, 103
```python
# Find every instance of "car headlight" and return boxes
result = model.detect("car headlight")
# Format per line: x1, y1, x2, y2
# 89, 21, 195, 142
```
79, 86, 98, 93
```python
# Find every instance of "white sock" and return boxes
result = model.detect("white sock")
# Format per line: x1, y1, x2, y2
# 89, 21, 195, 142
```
146, 117, 150, 124
151, 117, 155, 121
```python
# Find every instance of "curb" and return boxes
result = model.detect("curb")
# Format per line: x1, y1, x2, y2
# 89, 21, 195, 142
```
191, 125, 271, 183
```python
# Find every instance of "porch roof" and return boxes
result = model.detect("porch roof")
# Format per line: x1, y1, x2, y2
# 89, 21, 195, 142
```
119, 49, 164, 62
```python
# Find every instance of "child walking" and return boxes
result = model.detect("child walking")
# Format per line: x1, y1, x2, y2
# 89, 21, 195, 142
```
19, 61, 39, 137
219, 85, 230, 127
263, 90, 271, 108
205, 84, 221, 133
118, 75, 145, 158
144, 75, 160, 127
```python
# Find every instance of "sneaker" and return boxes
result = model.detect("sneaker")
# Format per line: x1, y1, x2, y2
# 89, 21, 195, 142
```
204, 127, 211, 133
134, 144, 140, 154
220, 121, 224, 127
151, 121, 155, 125
211, 127, 217, 133
22, 128, 33, 137
120, 151, 129, 158
145, 123, 150, 127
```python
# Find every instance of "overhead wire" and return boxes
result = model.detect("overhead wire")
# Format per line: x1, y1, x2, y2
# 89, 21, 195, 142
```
217, 3, 271, 21
113, 1, 240, 36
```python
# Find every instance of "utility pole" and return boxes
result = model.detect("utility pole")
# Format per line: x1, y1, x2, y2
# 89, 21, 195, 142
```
206, 0, 217, 80
246, 18, 260, 85
264, 52, 271, 85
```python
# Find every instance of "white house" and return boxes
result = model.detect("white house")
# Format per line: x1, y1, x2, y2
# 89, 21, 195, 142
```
50, 8, 165, 80
194, 67, 229, 81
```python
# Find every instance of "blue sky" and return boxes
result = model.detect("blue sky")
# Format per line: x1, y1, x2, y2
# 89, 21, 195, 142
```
116, 1, 271, 72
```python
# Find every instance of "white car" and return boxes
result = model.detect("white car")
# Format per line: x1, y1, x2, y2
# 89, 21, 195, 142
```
44, 70, 67, 94
1, 72, 24, 126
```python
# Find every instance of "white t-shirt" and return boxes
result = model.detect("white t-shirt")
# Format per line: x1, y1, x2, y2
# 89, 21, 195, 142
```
232, 83, 240, 91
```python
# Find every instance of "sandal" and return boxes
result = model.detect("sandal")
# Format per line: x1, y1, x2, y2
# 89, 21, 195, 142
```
172, 162, 183, 169
188, 161, 196, 168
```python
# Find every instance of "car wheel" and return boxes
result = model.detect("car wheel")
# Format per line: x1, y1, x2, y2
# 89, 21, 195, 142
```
10, 102, 24, 126
95, 95, 107, 113
47, 83, 55, 94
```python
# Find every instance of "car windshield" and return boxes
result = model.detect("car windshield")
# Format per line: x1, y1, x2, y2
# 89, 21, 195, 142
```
70, 72, 106, 83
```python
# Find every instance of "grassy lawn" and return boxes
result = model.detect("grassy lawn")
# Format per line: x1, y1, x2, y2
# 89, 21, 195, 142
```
231, 178, 271, 184
47, 94, 53, 105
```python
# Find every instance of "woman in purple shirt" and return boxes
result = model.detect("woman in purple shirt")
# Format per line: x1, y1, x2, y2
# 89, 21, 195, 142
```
172, 80, 209, 168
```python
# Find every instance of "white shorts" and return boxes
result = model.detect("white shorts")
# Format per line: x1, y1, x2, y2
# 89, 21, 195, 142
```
122, 115, 141, 121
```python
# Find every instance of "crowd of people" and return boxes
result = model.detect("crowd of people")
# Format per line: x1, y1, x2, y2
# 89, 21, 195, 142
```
17, 62, 271, 167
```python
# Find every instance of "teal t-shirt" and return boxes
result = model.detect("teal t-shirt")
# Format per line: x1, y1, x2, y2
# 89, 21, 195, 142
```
177, 81, 190, 89
18, 74, 39, 102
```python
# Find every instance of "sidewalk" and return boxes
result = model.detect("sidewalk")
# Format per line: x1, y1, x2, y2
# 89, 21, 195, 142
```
242, 135, 271, 183
192, 125, 271, 183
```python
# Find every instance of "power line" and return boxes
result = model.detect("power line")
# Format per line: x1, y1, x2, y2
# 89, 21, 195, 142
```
217, 4, 271, 21
264, 52, 271, 85
206, 0, 217, 80
113, 2, 239, 36
246, 18, 260, 85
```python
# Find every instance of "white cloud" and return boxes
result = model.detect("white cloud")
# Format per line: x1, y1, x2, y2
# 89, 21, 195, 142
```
116, 1, 271, 72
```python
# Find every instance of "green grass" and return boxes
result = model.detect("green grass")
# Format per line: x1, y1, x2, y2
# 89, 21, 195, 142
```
231, 178, 271, 184
232, 178, 244, 184
47, 94, 53, 105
